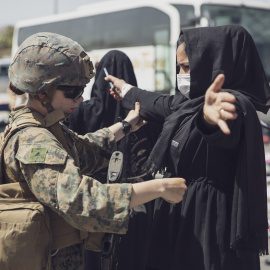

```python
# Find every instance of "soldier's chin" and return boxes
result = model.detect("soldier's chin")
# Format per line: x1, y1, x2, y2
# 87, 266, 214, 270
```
64, 112, 72, 118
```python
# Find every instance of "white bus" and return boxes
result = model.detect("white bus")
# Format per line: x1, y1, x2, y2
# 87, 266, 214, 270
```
12, 1, 180, 96
12, 0, 270, 97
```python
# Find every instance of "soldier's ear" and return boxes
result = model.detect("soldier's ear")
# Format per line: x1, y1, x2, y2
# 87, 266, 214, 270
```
38, 92, 47, 99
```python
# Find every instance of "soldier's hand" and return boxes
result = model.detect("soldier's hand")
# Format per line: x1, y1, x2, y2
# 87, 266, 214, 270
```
130, 177, 187, 209
160, 178, 187, 203
124, 102, 147, 132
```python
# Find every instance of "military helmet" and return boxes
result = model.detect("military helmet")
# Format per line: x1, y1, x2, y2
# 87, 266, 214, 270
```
9, 32, 95, 95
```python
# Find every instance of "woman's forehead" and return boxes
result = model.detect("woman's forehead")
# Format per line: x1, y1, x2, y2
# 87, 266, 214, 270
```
177, 44, 189, 63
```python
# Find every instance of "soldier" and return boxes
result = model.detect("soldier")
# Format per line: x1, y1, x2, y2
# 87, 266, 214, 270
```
0, 32, 187, 270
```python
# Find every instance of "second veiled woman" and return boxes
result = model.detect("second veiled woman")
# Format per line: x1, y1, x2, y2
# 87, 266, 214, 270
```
65, 49, 162, 270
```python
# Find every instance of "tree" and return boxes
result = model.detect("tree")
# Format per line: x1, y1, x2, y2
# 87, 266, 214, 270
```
0, 26, 14, 58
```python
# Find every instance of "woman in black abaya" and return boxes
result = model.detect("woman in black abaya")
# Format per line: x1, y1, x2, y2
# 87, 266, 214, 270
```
65, 50, 162, 270
106, 25, 270, 270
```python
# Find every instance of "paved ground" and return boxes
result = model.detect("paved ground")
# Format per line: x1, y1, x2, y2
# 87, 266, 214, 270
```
261, 255, 270, 270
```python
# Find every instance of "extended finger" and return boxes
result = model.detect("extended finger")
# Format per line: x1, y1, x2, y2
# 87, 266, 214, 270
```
105, 74, 116, 83
218, 92, 236, 103
209, 74, 225, 94
137, 118, 147, 128
110, 89, 122, 100
220, 109, 237, 120
134, 102, 140, 113
217, 119, 231, 135
220, 102, 236, 113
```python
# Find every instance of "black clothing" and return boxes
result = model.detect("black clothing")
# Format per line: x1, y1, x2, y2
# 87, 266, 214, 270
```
176, 25, 270, 112
122, 25, 269, 270
65, 50, 162, 270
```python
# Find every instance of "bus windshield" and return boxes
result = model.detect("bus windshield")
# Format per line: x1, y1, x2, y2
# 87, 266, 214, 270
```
201, 4, 270, 81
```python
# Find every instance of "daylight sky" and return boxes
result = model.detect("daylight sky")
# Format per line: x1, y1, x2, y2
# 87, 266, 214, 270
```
0, 0, 99, 28
1, 0, 270, 29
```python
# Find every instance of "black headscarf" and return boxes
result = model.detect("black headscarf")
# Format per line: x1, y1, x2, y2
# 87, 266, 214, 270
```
145, 25, 270, 173
172, 25, 270, 112
144, 25, 270, 255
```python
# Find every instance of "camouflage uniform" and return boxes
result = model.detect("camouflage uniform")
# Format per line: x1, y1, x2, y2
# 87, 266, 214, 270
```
3, 107, 132, 269
4, 32, 132, 269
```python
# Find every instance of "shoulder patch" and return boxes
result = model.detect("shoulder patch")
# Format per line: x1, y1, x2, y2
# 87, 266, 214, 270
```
29, 148, 47, 162
16, 144, 67, 165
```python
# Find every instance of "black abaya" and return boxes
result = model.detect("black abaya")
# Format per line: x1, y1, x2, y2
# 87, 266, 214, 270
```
122, 25, 269, 270
65, 50, 163, 270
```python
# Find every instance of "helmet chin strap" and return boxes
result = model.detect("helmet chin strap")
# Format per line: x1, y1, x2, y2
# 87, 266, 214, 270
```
34, 90, 72, 156
35, 88, 56, 113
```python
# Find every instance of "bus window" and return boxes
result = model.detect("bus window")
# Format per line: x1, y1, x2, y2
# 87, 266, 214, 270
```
18, 7, 171, 50
0, 57, 11, 130
171, 4, 196, 28
0, 58, 10, 92
201, 4, 270, 81
155, 44, 172, 93
0, 65, 9, 76
16, 6, 173, 93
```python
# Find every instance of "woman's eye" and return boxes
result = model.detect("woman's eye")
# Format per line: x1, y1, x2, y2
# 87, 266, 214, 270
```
179, 64, 189, 70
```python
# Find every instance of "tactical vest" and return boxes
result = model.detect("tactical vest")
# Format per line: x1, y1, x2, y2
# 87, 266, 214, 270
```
0, 107, 104, 267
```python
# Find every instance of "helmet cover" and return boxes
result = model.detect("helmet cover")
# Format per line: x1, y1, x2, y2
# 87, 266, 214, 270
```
9, 32, 95, 95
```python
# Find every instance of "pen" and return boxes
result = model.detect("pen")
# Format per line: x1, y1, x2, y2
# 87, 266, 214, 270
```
104, 67, 121, 98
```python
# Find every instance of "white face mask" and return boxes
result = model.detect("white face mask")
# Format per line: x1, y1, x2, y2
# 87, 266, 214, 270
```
177, 74, 190, 98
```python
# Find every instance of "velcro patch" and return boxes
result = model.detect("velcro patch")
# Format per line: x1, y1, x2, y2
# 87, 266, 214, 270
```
29, 148, 48, 162
171, 140, 179, 148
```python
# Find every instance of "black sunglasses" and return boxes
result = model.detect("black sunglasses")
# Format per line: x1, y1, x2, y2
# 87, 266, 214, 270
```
57, 85, 86, 100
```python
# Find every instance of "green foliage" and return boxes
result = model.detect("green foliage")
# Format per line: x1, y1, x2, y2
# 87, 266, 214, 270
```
0, 26, 14, 58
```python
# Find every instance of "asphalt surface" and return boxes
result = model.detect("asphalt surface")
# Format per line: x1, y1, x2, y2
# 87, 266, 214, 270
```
261, 255, 270, 269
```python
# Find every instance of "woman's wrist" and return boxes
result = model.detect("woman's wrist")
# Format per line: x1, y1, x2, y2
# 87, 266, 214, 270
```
121, 84, 133, 97
121, 120, 132, 135
203, 107, 216, 126
203, 114, 216, 126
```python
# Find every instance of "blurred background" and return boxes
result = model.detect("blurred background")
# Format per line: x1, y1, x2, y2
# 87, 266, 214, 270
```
1, 0, 270, 267
0, 0, 97, 129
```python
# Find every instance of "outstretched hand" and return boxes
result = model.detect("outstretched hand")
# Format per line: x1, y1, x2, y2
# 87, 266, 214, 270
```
105, 75, 126, 100
203, 74, 237, 134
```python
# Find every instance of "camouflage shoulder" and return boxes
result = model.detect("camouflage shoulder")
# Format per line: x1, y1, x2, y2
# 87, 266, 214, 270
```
16, 143, 67, 165
9, 126, 61, 148
7, 126, 68, 165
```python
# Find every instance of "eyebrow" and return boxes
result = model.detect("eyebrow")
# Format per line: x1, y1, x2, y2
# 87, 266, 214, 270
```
178, 61, 189, 65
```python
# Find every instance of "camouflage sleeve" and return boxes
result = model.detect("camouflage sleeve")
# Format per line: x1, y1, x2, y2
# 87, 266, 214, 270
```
8, 127, 132, 234
63, 125, 117, 174
77, 128, 117, 174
